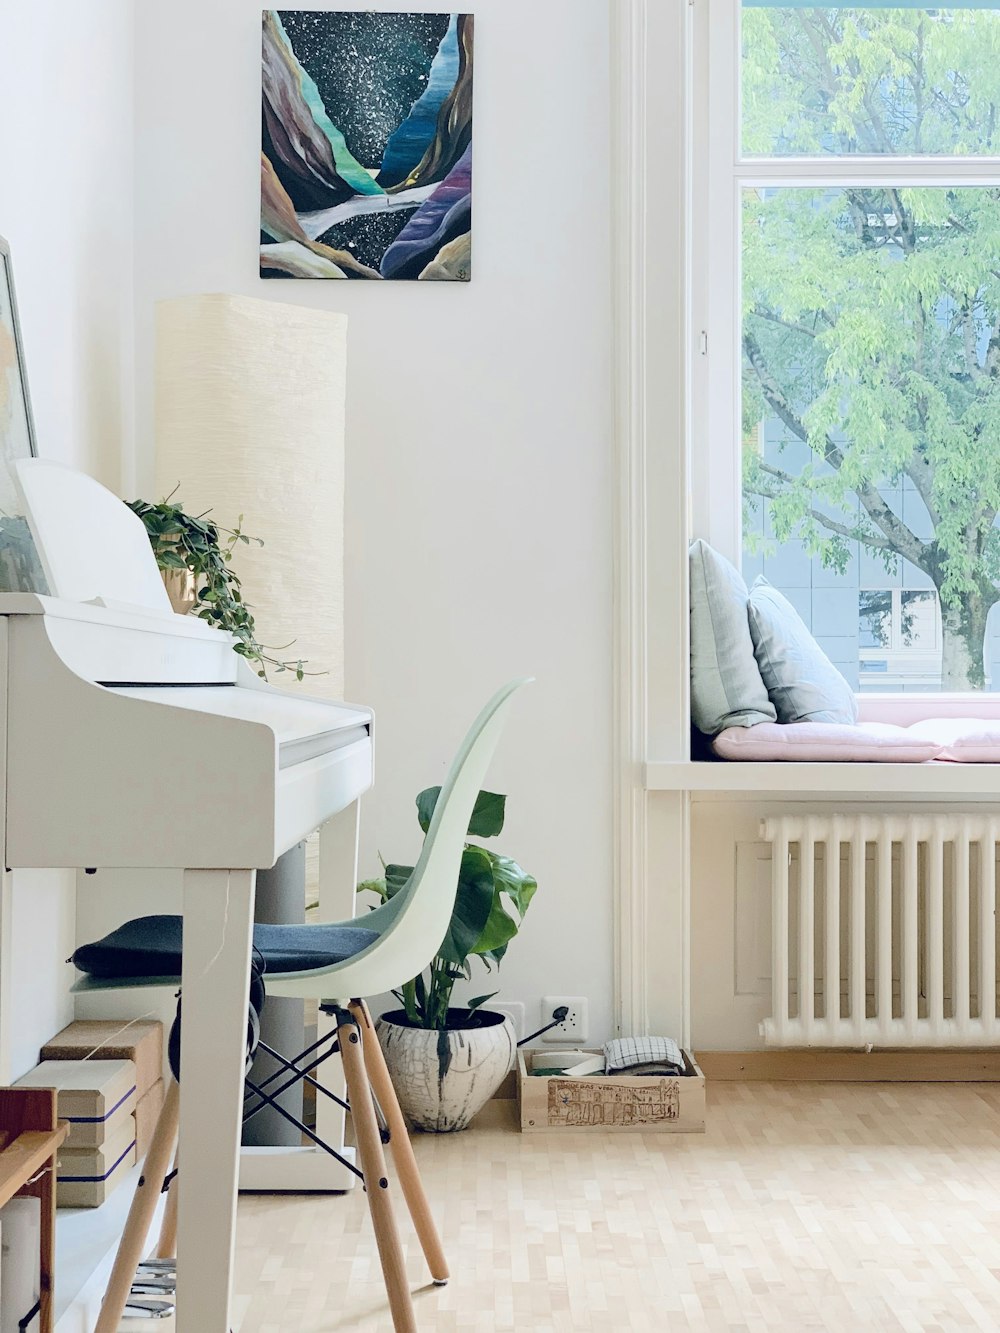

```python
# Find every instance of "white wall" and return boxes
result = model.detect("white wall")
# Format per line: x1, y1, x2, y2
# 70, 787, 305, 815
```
0, 2, 134, 490
0, 0, 135, 1077
132, 0, 615, 1040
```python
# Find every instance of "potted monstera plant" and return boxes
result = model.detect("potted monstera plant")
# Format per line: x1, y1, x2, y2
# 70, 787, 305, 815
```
359, 787, 537, 1132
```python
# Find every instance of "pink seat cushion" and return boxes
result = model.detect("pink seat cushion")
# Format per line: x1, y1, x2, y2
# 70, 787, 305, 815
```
904, 718, 1000, 763
712, 721, 943, 763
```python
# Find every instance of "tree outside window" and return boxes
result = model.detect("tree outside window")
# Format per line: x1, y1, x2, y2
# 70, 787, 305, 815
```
741, 6, 1000, 689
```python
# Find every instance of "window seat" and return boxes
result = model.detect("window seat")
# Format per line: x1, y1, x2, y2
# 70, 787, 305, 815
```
648, 695, 1000, 798
645, 759, 1000, 799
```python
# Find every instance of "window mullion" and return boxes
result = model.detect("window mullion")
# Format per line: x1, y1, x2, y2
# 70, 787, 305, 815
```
729, 156, 1000, 187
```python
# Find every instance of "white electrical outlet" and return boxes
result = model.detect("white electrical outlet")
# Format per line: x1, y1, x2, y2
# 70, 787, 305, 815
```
492, 1000, 525, 1039
541, 996, 589, 1043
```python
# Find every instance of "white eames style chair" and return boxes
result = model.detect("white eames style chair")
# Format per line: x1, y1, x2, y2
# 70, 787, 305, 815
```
77, 678, 530, 1333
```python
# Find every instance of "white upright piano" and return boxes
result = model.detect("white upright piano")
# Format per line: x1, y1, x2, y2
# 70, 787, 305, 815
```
2, 459, 373, 1330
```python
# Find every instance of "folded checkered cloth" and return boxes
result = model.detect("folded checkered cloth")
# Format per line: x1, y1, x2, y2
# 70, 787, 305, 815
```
603, 1036, 685, 1076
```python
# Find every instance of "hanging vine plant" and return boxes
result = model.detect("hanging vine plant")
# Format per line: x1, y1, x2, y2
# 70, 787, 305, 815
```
128, 494, 315, 681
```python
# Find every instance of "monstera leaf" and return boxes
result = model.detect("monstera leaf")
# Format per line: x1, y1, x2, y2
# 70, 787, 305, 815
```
416, 787, 506, 838
437, 846, 496, 965
359, 786, 538, 1028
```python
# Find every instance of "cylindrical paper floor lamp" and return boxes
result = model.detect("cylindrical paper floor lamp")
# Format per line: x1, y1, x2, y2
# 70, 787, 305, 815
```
155, 293, 348, 1149
154, 293, 347, 700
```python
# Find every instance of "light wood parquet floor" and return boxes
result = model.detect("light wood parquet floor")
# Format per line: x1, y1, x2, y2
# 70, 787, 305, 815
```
232, 1081, 1000, 1332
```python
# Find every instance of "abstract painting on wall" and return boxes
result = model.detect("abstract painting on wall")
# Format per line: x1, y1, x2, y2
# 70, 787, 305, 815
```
261, 10, 473, 281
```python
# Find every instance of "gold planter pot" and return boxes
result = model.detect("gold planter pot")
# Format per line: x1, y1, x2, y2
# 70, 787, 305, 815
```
161, 567, 198, 616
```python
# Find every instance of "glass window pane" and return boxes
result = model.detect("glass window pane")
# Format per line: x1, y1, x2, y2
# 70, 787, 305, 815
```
901, 589, 938, 648
741, 185, 1000, 692
860, 591, 892, 647
742, 5, 1000, 156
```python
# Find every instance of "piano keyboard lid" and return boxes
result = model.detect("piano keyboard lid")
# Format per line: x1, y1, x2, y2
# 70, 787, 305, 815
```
105, 685, 372, 769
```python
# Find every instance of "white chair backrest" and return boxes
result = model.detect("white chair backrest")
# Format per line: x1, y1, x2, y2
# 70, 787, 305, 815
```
350, 678, 530, 997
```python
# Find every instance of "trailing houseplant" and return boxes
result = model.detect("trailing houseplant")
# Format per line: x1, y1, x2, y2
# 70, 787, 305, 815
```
359, 786, 537, 1131
128, 494, 312, 681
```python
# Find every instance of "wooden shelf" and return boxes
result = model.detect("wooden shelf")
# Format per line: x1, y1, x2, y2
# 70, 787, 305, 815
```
0, 1126, 67, 1207
645, 760, 1000, 799
0, 1087, 69, 1333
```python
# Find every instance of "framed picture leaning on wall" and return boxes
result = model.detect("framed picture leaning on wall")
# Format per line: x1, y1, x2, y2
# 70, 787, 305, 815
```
0, 236, 47, 593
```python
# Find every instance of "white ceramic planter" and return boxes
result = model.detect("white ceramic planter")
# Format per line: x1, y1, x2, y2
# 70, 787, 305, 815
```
376, 1008, 517, 1133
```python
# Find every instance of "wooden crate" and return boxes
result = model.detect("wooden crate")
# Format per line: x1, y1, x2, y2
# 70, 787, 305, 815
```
517, 1048, 705, 1133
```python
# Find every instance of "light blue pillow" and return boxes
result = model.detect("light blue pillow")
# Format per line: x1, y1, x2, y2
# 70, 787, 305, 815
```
689, 540, 776, 736
748, 578, 858, 725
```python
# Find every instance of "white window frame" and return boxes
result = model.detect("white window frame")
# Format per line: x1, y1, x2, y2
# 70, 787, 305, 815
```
691, 0, 1000, 583
615, 2, 1000, 1046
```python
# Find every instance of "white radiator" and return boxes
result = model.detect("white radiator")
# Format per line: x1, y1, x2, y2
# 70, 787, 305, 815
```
761, 815, 1000, 1048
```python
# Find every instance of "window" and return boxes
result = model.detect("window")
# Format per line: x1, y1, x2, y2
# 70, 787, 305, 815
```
695, 2, 1000, 692
859, 588, 942, 687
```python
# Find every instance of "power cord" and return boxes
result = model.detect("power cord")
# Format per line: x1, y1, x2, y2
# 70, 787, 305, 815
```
517, 1005, 569, 1047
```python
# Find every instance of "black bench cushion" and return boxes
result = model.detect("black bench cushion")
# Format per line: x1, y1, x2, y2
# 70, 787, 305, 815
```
72, 914, 380, 981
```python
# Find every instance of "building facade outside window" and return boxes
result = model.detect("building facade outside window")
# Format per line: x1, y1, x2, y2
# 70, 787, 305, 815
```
696, 1, 1000, 692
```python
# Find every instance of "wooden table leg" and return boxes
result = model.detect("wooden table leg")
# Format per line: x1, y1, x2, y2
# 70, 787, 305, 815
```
176, 868, 256, 1333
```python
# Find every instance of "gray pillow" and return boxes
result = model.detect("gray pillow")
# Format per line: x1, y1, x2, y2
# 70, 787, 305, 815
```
748, 578, 858, 725
689, 540, 776, 735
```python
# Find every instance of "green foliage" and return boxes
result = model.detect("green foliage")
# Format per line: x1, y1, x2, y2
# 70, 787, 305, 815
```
742, 10, 1000, 686
128, 494, 316, 681
358, 787, 538, 1030
742, 9, 1000, 157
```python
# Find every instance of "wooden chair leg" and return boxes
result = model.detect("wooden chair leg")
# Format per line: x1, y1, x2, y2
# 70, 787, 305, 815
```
37, 1148, 56, 1333
337, 1010, 417, 1333
94, 1079, 180, 1333
350, 999, 449, 1284
154, 1146, 179, 1260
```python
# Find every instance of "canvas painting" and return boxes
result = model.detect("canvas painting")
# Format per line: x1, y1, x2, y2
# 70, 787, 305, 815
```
261, 10, 473, 281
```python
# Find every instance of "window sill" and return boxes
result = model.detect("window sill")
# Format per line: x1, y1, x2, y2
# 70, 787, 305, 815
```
644, 760, 1000, 799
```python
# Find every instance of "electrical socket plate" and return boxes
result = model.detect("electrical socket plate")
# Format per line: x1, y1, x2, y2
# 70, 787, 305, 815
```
492, 1000, 525, 1040
541, 996, 589, 1043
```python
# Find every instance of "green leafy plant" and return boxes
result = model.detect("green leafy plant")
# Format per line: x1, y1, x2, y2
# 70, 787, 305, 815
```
128, 494, 314, 681
358, 788, 537, 1030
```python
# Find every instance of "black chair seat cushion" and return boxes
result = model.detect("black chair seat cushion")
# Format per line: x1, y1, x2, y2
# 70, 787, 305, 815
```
72, 914, 380, 981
